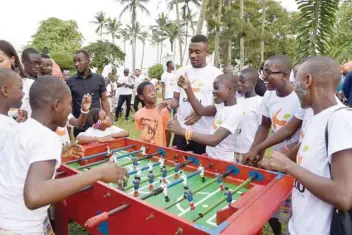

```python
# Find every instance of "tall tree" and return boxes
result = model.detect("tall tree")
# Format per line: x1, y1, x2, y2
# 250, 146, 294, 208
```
105, 18, 122, 43
260, 0, 265, 63
31, 17, 83, 54
239, 0, 244, 69
118, 0, 150, 71
83, 41, 125, 74
120, 29, 130, 68
91, 11, 107, 41
151, 13, 169, 63
126, 22, 143, 72
295, 0, 340, 61
196, 0, 208, 34
138, 31, 149, 69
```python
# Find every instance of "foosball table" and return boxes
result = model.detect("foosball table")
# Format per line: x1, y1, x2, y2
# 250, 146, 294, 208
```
54, 138, 293, 235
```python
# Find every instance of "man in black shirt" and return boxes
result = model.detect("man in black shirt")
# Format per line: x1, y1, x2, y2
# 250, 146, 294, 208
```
66, 50, 111, 136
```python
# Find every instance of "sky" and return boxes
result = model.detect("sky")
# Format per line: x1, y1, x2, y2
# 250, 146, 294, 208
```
1, 0, 298, 75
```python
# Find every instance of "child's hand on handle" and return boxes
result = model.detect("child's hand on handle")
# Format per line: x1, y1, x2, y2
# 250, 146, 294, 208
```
61, 142, 85, 159
81, 94, 92, 112
178, 72, 190, 90
167, 115, 184, 136
94, 162, 129, 183
259, 151, 292, 173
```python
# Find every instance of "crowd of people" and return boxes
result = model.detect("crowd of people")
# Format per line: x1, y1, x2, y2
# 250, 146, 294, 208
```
0, 33, 351, 235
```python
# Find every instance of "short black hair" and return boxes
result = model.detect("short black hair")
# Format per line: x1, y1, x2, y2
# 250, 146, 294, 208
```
0, 68, 19, 87
74, 49, 90, 59
41, 53, 51, 59
166, 61, 173, 67
137, 81, 153, 96
218, 73, 237, 88
190, 35, 209, 44
241, 67, 258, 75
29, 75, 68, 110
266, 55, 292, 74
22, 48, 39, 62
87, 108, 100, 126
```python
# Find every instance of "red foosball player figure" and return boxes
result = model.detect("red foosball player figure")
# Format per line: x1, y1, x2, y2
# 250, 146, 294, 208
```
184, 186, 195, 210
148, 171, 155, 191
160, 180, 170, 202
224, 187, 233, 206
215, 170, 225, 191
174, 160, 180, 179
133, 176, 141, 197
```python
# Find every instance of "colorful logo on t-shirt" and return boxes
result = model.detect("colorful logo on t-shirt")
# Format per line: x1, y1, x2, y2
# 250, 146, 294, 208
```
297, 145, 309, 165
212, 119, 223, 129
272, 108, 291, 130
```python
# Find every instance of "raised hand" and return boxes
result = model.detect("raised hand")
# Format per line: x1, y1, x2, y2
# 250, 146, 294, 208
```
178, 73, 191, 90
167, 116, 184, 136
81, 94, 92, 112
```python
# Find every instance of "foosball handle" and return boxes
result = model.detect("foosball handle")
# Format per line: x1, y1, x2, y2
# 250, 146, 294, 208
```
85, 212, 109, 228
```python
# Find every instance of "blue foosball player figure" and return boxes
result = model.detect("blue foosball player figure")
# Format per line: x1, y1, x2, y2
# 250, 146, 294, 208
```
174, 160, 180, 179
215, 170, 225, 191
132, 156, 138, 169
133, 176, 140, 197
161, 165, 167, 183
148, 171, 155, 191
224, 187, 232, 206
184, 186, 195, 210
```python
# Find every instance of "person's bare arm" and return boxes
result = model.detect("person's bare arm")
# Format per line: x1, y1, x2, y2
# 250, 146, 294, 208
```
287, 149, 352, 211
253, 117, 302, 153
286, 143, 301, 162
184, 86, 216, 117
162, 82, 166, 101
171, 92, 180, 109
109, 130, 129, 139
76, 135, 113, 144
69, 115, 87, 129
101, 92, 111, 117
166, 130, 171, 147
24, 160, 127, 210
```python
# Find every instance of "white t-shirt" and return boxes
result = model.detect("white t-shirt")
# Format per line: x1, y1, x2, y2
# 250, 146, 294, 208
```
117, 76, 133, 95
175, 65, 223, 134
289, 104, 350, 235
55, 113, 74, 145
134, 74, 146, 93
0, 114, 18, 150
21, 78, 34, 117
161, 71, 177, 99
0, 118, 62, 234
234, 96, 263, 153
77, 125, 125, 138
260, 90, 301, 151
206, 104, 243, 162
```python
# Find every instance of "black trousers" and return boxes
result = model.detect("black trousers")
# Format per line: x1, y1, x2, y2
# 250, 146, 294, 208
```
133, 95, 145, 112
116, 94, 132, 120
172, 134, 206, 155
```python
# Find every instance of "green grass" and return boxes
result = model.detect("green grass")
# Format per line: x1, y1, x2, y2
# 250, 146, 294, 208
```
67, 105, 286, 235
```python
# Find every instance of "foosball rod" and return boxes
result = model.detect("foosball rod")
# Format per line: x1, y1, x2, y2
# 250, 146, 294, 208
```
165, 168, 234, 210
192, 175, 256, 222
65, 144, 136, 164
85, 203, 130, 228
127, 155, 175, 176
119, 150, 164, 167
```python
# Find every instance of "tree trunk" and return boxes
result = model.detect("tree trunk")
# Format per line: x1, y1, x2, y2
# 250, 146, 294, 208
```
170, 41, 174, 52
112, 35, 115, 44
132, 36, 136, 72
157, 42, 160, 64
226, 0, 232, 67
196, 0, 207, 34
182, 23, 189, 64
175, 0, 183, 65
124, 40, 126, 68
101, 27, 103, 41
260, 0, 265, 63
160, 39, 164, 63
214, 0, 222, 68
141, 42, 145, 69
240, 0, 244, 70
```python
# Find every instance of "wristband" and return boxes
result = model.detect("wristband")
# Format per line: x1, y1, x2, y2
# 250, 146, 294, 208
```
81, 108, 89, 114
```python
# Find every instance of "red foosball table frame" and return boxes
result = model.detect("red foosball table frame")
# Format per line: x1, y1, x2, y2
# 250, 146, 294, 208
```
54, 138, 293, 235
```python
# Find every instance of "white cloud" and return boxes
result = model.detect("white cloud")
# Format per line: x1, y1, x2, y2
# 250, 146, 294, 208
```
1, 0, 297, 74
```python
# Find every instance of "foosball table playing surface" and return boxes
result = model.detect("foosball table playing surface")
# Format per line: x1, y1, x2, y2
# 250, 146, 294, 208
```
55, 138, 293, 235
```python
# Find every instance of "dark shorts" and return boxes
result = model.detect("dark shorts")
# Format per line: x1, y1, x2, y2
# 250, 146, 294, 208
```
172, 135, 206, 155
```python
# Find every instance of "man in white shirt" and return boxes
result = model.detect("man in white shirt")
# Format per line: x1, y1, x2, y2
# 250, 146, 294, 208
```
261, 56, 352, 235
133, 69, 146, 112
116, 68, 134, 121
166, 35, 223, 154
161, 61, 177, 101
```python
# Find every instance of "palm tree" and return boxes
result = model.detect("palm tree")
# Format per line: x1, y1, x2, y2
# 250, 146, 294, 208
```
118, 0, 150, 71
91, 11, 107, 41
295, 0, 340, 61
260, 0, 265, 63
126, 22, 143, 72
240, 0, 244, 69
151, 13, 169, 63
196, 0, 207, 34
120, 29, 130, 68
214, 0, 223, 68
138, 31, 149, 69
165, 21, 185, 53
105, 18, 122, 44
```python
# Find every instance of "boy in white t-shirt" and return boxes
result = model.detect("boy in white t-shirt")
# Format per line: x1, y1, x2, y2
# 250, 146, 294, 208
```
168, 73, 242, 162
0, 69, 24, 142
161, 61, 177, 100
77, 108, 129, 144
261, 56, 352, 235
235, 67, 263, 163
0, 76, 129, 234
